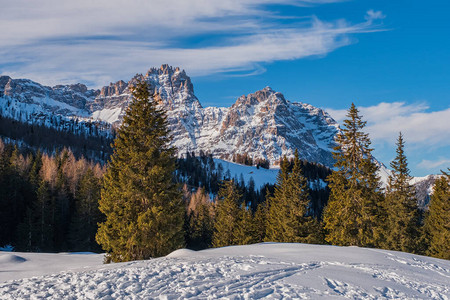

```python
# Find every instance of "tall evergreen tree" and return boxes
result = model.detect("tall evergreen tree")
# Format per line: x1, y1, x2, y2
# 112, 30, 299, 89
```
234, 204, 257, 245
69, 168, 103, 252
384, 133, 420, 253
212, 180, 242, 248
424, 169, 450, 259
253, 199, 268, 242
323, 103, 384, 247
265, 150, 321, 243
96, 80, 184, 262
185, 187, 214, 250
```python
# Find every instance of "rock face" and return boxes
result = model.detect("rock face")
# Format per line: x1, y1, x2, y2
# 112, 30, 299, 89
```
0, 65, 340, 167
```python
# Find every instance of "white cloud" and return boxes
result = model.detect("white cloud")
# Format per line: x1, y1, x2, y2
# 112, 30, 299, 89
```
365, 9, 386, 24
417, 159, 450, 170
327, 102, 450, 147
0, 0, 382, 87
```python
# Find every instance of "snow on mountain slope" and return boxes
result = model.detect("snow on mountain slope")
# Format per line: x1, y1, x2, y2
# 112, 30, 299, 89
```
0, 65, 437, 201
214, 158, 278, 189
0, 65, 339, 168
1, 243, 449, 299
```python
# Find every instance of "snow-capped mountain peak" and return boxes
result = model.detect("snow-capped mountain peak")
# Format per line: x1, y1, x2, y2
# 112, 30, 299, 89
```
1, 65, 339, 168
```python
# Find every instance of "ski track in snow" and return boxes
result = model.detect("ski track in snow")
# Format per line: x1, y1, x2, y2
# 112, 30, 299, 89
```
0, 244, 449, 299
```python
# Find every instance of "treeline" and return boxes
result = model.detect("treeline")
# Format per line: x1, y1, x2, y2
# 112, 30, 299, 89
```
0, 114, 113, 162
1, 83, 448, 262
176, 151, 331, 215
0, 138, 104, 252
183, 105, 449, 259
232, 152, 270, 169
185, 150, 323, 250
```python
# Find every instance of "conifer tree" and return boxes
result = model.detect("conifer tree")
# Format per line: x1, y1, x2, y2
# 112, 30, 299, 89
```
323, 103, 384, 247
212, 180, 242, 247
96, 80, 184, 262
265, 150, 321, 243
186, 187, 214, 250
234, 204, 258, 245
253, 200, 268, 242
69, 168, 103, 252
424, 169, 450, 259
384, 133, 420, 253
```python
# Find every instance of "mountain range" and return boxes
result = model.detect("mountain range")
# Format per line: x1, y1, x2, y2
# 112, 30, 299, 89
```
0, 64, 439, 206
0, 64, 339, 168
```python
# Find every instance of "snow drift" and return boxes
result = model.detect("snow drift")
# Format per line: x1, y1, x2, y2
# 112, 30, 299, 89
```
1, 243, 449, 299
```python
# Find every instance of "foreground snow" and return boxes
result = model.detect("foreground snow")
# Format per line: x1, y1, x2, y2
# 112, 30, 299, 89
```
1, 243, 449, 299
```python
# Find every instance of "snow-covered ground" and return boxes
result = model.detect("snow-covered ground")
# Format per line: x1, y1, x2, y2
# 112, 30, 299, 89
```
215, 158, 278, 189
1, 243, 449, 299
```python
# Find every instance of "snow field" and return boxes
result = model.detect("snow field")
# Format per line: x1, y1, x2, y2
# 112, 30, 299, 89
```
0, 243, 449, 299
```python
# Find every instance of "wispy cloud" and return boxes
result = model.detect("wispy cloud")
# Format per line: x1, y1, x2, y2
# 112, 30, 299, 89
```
327, 101, 450, 175
365, 9, 386, 24
0, 0, 383, 87
327, 101, 450, 147
417, 159, 450, 170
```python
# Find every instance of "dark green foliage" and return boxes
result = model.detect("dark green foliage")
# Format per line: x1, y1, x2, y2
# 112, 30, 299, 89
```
253, 199, 268, 242
96, 80, 184, 262
0, 114, 113, 162
212, 180, 257, 247
0, 144, 34, 247
0, 137, 103, 252
185, 187, 214, 250
212, 180, 242, 247
424, 169, 450, 259
69, 169, 103, 252
323, 103, 385, 247
384, 133, 421, 253
265, 150, 322, 243
176, 152, 331, 216
234, 204, 258, 245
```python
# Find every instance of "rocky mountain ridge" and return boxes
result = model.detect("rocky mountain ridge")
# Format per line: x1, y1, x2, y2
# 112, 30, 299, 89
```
0, 65, 440, 207
0, 65, 339, 167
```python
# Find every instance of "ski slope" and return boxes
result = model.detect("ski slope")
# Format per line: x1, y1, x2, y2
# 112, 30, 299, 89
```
1, 243, 449, 299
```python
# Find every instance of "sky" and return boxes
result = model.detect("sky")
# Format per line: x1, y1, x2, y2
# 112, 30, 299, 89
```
0, 0, 449, 177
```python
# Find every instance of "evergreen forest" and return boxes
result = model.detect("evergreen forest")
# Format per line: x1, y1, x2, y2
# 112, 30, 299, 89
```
0, 84, 448, 261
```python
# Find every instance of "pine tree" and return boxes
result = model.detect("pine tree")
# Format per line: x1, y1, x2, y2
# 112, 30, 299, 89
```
234, 203, 257, 245
96, 80, 185, 262
323, 103, 384, 247
16, 179, 54, 251
212, 180, 242, 248
265, 150, 321, 243
253, 200, 268, 242
384, 133, 420, 253
69, 168, 103, 252
186, 187, 214, 250
424, 169, 450, 259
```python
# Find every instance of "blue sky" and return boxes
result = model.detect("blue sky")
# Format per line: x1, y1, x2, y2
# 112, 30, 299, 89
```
0, 0, 449, 176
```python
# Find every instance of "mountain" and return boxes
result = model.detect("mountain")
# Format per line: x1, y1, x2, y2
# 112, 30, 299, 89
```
0, 65, 437, 205
0, 65, 339, 168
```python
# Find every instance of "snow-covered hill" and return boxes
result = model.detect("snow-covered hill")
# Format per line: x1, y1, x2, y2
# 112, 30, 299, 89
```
1, 243, 449, 299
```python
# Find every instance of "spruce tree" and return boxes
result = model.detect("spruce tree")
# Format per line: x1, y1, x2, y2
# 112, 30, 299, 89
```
323, 103, 384, 247
69, 168, 103, 252
384, 133, 420, 253
186, 187, 214, 250
96, 80, 184, 262
234, 204, 258, 245
253, 200, 268, 242
212, 180, 242, 247
424, 169, 449, 259
265, 150, 321, 243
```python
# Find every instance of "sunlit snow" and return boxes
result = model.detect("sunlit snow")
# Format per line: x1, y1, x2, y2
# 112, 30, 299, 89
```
1, 243, 449, 299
